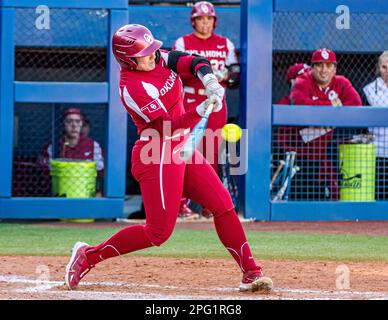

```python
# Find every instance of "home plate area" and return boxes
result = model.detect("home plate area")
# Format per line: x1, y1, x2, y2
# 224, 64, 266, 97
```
1, 256, 388, 300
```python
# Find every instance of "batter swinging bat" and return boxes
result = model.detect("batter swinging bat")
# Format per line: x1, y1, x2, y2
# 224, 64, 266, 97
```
180, 101, 215, 161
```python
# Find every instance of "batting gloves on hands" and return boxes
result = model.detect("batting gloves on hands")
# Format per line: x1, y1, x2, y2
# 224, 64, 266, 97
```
200, 73, 225, 111
202, 73, 225, 99
208, 94, 223, 112
196, 100, 208, 116
196, 96, 222, 116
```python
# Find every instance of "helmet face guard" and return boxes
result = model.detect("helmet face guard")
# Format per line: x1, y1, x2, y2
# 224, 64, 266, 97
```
190, 1, 217, 29
112, 24, 163, 70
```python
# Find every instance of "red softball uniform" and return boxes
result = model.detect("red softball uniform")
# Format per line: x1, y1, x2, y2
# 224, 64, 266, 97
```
290, 71, 362, 107
277, 70, 362, 200
173, 33, 238, 172
84, 50, 260, 276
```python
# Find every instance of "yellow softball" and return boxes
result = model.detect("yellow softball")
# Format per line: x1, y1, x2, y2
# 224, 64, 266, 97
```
221, 123, 242, 142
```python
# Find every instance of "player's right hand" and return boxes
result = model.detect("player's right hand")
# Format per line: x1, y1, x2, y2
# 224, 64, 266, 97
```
195, 96, 222, 116
196, 100, 208, 116
208, 94, 223, 112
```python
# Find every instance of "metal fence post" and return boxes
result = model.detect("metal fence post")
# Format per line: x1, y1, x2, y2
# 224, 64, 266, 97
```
240, 0, 273, 220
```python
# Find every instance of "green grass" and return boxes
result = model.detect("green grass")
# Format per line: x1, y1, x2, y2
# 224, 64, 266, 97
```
0, 223, 387, 262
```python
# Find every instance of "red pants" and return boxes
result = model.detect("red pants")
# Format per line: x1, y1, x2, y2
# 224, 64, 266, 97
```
85, 137, 260, 275
183, 92, 227, 174
131, 138, 233, 245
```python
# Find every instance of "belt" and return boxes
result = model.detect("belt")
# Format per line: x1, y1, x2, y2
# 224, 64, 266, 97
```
184, 86, 206, 96
139, 128, 190, 141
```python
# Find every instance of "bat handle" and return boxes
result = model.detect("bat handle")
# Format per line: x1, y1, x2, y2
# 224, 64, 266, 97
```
270, 160, 285, 190
203, 101, 215, 118
179, 100, 214, 162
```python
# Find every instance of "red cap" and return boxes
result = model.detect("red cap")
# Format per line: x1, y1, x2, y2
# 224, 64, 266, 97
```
62, 108, 83, 119
311, 48, 337, 64
286, 63, 310, 82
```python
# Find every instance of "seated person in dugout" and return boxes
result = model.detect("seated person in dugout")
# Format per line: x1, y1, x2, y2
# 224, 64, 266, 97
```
363, 50, 388, 200
38, 108, 105, 196
279, 49, 362, 200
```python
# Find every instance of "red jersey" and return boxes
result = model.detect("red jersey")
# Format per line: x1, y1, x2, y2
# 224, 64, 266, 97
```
287, 70, 362, 159
173, 33, 238, 92
39, 136, 105, 173
278, 71, 361, 161
119, 50, 206, 136
290, 70, 362, 106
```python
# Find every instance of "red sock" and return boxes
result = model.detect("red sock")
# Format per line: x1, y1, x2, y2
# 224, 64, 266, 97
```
213, 209, 260, 273
86, 225, 153, 266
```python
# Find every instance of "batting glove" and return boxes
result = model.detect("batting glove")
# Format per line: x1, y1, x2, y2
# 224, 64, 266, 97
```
200, 73, 225, 101
196, 96, 222, 116
208, 94, 223, 112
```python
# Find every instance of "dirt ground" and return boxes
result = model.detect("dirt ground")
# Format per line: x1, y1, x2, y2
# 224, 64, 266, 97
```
1, 220, 388, 300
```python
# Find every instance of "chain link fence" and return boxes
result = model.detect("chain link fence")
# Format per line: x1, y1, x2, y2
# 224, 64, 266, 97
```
12, 8, 109, 198
272, 11, 388, 202
13, 104, 107, 197
14, 8, 108, 82
271, 126, 388, 201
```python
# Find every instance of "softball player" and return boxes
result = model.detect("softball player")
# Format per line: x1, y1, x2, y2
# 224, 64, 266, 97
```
173, 1, 240, 217
65, 24, 272, 293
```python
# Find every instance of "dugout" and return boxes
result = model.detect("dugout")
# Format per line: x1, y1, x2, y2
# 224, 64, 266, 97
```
0, 0, 129, 219
242, 0, 388, 220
